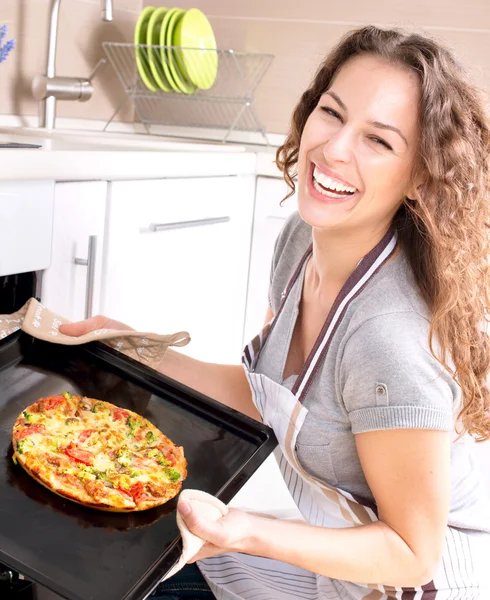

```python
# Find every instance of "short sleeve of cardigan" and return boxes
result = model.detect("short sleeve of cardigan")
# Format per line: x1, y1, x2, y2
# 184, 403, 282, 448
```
340, 311, 458, 434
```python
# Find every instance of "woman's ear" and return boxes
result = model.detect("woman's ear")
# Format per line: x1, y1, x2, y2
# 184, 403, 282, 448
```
405, 187, 418, 203
406, 170, 427, 201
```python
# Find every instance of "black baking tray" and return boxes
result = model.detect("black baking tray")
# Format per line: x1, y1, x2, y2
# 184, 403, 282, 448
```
0, 331, 277, 600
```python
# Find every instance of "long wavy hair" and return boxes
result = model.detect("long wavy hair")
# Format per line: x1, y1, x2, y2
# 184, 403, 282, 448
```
276, 26, 490, 441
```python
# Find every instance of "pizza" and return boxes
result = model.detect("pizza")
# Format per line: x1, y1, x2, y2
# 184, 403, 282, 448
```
11, 392, 187, 512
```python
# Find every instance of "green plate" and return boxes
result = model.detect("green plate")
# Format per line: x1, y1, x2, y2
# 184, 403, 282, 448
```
173, 8, 218, 90
159, 8, 182, 93
146, 6, 172, 92
134, 6, 159, 92
164, 8, 197, 95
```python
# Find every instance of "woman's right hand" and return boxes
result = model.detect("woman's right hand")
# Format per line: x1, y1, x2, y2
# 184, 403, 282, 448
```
59, 315, 133, 337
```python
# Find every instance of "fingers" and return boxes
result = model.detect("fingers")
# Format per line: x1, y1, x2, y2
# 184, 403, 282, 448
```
59, 315, 108, 337
178, 501, 225, 546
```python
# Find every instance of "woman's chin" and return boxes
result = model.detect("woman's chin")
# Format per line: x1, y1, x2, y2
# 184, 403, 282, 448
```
297, 196, 357, 231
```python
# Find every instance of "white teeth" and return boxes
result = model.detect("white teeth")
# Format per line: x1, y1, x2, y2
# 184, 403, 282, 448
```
313, 166, 356, 194
313, 179, 349, 198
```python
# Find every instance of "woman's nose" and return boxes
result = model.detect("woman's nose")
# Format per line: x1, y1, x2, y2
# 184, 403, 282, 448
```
322, 129, 354, 164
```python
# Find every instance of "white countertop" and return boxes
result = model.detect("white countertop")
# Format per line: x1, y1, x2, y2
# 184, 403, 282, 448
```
0, 127, 281, 181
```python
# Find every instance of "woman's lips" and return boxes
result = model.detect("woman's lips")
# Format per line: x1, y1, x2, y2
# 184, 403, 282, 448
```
307, 163, 359, 204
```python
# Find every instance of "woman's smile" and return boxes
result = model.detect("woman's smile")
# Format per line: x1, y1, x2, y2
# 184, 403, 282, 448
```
307, 162, 360, 205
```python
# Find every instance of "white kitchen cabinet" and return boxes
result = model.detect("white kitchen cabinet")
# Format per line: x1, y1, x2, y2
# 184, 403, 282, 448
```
0, 180, 55, 276
243, 176, 298, 343
41, 181, 107, 321
101, 176, 255, 365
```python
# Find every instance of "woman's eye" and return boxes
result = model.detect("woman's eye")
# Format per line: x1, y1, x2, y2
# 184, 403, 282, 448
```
320, 107, 342, 121
369, 136, 393, 151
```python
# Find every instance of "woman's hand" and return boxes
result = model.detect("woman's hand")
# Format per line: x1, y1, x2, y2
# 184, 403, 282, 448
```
59, 315, 133, 337
178, 500, 256, 562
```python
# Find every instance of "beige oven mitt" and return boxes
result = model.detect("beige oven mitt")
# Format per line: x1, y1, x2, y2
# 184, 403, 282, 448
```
163, 489, 229, 581
0, 298, 190, 369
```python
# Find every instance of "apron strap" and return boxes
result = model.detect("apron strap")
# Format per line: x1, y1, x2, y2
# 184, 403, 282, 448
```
293, 230, 398, 401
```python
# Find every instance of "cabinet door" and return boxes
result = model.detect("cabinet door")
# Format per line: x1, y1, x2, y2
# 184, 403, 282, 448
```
243, 177, 298, 343
102, 176, 254, 364
41, 182, 107, 321
0, 180, 54, 276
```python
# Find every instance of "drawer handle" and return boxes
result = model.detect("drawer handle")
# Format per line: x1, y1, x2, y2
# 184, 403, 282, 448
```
149, 217, 230, 232
74, 235, 97, 320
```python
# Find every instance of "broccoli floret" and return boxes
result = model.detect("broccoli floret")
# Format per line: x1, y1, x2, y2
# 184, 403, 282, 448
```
16, 440, 26, 454
117, 476, 131, 491
93, 402, 104, 413
23, 410, 34, 422
126, 416, 139, 431
79, 465, 98, 476
148, 448, 171, 466
145, 430, 156, 444
164, 468, 180, 482
61, 391, 72, 401
116, 447, 132, 467
78, 469, 94, 482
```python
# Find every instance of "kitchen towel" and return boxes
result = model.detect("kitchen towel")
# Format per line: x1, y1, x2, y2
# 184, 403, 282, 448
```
163, 489, 229, 581
0, 297, 190, 369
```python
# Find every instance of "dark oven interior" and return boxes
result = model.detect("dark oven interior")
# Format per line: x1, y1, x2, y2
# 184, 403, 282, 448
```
0, 272, 37, 315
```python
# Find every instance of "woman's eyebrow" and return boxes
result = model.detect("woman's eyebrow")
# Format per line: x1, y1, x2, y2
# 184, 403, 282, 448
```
325, 91, 347, 111
324, 91, 409, 148
369, 120, 409, 148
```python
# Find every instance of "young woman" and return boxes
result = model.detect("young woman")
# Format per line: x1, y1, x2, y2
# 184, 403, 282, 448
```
61, 25, 490, 599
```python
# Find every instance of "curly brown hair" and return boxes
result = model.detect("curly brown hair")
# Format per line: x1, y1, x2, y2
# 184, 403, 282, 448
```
276, 25, 490, 441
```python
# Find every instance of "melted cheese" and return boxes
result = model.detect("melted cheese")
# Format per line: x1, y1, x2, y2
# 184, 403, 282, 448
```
93, 453, 115, 472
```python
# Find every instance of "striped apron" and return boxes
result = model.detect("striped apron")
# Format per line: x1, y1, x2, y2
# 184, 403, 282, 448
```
198, 230, 489, 599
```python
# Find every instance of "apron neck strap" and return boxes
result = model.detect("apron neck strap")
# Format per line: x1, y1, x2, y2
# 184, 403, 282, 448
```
292, 229, 398, 401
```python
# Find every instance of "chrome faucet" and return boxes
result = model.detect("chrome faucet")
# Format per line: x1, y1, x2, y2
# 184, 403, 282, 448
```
32, 0, 113, 129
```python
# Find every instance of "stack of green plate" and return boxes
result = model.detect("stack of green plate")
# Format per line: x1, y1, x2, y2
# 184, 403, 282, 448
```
134, 6, 218, 94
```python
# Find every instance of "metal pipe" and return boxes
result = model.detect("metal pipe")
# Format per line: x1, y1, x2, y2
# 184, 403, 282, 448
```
39, 0, 113, 129
102, 0, 113, 22
46, 0, 61, 79
39, 0, 61, 128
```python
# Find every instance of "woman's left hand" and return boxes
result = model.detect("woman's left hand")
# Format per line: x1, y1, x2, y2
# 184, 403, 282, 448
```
177, 500, 255, 563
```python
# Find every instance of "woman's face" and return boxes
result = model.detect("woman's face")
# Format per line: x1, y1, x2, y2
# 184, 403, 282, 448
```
297, 54, 421, 234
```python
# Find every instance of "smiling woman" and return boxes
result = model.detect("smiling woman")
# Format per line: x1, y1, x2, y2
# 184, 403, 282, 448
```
61, 24, 490, 600
296, 54, 422, 234
277, 26, 490, 443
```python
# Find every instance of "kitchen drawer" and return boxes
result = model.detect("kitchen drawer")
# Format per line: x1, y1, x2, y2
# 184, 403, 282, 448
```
102, 176, 255, 364
0, 180, 55, 276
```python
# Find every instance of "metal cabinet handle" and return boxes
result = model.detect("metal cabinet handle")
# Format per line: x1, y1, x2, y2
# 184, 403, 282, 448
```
74, 235, 97, 320
149, 216, 230, 232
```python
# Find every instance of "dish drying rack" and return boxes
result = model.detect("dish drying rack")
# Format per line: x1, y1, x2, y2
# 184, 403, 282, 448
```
102, 42, 274, 144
